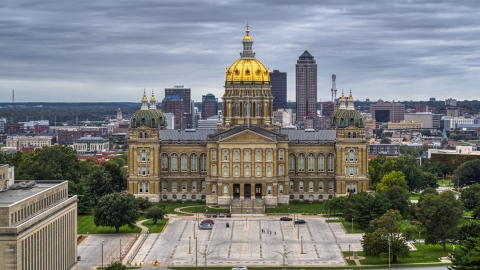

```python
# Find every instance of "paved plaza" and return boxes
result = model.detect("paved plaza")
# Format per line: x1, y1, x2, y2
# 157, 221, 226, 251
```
131, 216, 362, 268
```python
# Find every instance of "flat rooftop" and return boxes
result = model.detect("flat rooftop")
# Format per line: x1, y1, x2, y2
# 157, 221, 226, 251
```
0, 182, 63, 207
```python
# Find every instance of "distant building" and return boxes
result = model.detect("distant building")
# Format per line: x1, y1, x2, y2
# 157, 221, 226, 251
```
165, 85, 191, 114
429, 97, 436, 102
0, 178, 77, 270
162, 95, 185, 130
446, 107, 459, 117
429, 146, 480, 173
321, 102, 336, 118
445, 98, 457, 107
72, 137, 109, 155
296, 50, 317, 122
273, 109, 293, 127
368, 144, 399, 158
404, 113, 432, 128
370, 102, 405, 123
197, 116, 221, 129
3, 123, 23, 135
270, 70, 287, 111
388, 120, 423, 129
202, 94, 218, 120
443, 116, 476, 131
415, 104, 428, 113
457, 129, 478, 141
0, 118, 6, 133
5, 136, 52, 151
163, 113, 175, 130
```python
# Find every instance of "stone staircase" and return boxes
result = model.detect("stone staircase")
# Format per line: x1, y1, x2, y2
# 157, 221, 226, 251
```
230, 199, 265, 215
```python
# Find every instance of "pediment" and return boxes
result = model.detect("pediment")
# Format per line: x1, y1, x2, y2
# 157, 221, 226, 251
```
219, 130, 276, 143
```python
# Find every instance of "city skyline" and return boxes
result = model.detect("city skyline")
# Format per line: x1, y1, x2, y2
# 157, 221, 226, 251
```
1, 0, 479, 103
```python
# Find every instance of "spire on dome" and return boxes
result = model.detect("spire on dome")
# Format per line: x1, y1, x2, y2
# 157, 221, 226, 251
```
141, 89, 149, 110
241, 23, 255, 58
339, 90, 346, 109
150, 89, 157, 109
347, 88, 355, 110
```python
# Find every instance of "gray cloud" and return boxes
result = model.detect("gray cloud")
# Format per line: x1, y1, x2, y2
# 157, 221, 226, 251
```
1, 0, 479, 103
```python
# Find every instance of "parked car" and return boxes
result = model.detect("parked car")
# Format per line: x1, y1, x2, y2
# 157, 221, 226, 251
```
280, 217, 292, 221
212, 213, 218, 218
199, 223, 212, 230
234, 266, 248, 270
202, 219, 214, 225
205, 213, 211, 218
294, 219, 306, 224
227, 213, 232, 218
219, 213, 225, 217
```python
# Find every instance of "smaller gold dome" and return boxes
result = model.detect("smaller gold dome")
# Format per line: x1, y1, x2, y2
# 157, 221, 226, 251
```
243, 29, 252, 41
150, 90, 156, 101
339, 90, 346, 100
348, 89, 354, 100
141, 89, 148, 101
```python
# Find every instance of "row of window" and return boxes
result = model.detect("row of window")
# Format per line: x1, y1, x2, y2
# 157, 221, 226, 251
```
161, 154, 207, 172
232, 102, 262, 117
160, 194, 336, 201
288, 153, 335, 172
211, 164, 277, 177
11, 188, 68, 225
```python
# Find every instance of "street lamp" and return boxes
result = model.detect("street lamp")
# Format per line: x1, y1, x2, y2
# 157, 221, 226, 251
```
275, 251, 292, 268
388, 238, 391, 268
101, 240, 104, 268
351, 217, 354, 234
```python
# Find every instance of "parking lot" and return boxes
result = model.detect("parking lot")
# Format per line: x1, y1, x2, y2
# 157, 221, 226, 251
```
131, 216, 362, 267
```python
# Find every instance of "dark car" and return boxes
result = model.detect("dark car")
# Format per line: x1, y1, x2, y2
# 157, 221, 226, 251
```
227, 213, 232, 218
294, 219, 306, 224
212, 213, 218, 218
280, 217, 293, 221
202, 219, 215, 225
199, 223, 212, 230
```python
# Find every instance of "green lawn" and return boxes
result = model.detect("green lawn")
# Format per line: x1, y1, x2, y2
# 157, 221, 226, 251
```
77, 215, 142, 234
265, 201, 327, 215
409, 193, 421, 200
437, 179, 452, 188
355, 242, 453, 265
141, 218, 169, 233
179, 205, 230, 214
326, 216, 365, 233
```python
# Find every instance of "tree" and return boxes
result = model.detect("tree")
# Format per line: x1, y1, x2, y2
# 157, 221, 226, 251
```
454, 160, 480, 187
94, 193, 140, 233
422, 172, 439, 189
457, 222, 480, 242
85, 166, 113, 204
421, 129, 432, 136
68, 180, 93, 214
362, 210, 410, 263
384, 186, 411, 217
351, 192, 391, 229
449, 132, 458, 140
324, 196, 347, 215
136, 197, 152, 212
396, 155, 425, 191
15, 145, 80, 181
376, 171, 408, 192
449, 237, 480, 270
460, 184, 480, 219
380, 137, 391, 144
421, 159, 449, 176
146, 207, 165, 224
106, 261, 127, 270
102, 161, 126, 192
415, 190, 463, 251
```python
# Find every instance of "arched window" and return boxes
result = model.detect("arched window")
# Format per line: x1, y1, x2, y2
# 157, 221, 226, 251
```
211, 165, 217, 176
328, 194, 333, 199
299, 180, 304, 190
141, 150, 146, 161
290, 195, 294, 200
318, 181, 324, 190
139, 132, 143, 138
201, 180, 206, 190
192, 180, 197, 190
279, 149, 284, 160
278, 184, 284, 194
191, 154, 197, 172
162, 180, 168, 190
171, 154, 178, 172
138, 183, 143, 193
181, 154, 188, 172
347, 132, 351, 138
162, 194, 167, 200
235, 103, 239, 116
308, 154, 315, 172
255, 150, 261, 161
211, 184, 217, 194
172, 194, 177, 200
200, 154, 207, 172
278, 164, 284, 176
182, 180, 187, 190
289, 181, 294, 190
256, 103, 261, 116
223, 185, 228, 195
192, 194, 197, 200
211, 150, 217, 161
161, 154, 169, 172
201, 194, 206, 200
309, 180, 314, 191
267, 185, 272, 195
223, 150, 228, 161
267, 165, 272, 177
144, 132, 148, 138
245, 103, 250, 116
234, 165, 239, 176
318, 154, 325, 172
255, 165, 261, 177
349, 150, 354, 161
244, 150, 251, 161
172, 180, 178, 190
328, 180, 333, 190
288, 154, 295, 172
319, 195, 324, 200
223, 165, 228, 176
245, 165, 251, 176
298, 154, 305, 172
266, 150, 273, 161
352, 183, 357, 193
327, 154, 334, 172
233, 150, 240, 161
182, 194, 187, 200
353, 132, 357, 138
300, 195, 304, 200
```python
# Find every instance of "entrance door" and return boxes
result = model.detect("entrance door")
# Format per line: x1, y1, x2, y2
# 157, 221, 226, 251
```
255, 184, 262, 199
244, 184, 251, 200
233, 184, 240, 199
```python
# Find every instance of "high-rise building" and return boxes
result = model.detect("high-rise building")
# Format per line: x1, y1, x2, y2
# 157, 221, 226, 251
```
201, 93, 218, 120
295, 50, 317, 122
162, 95, 184, 130
165, 85, 191, 114
370, 102, 405, 123
270, 70, 287, 111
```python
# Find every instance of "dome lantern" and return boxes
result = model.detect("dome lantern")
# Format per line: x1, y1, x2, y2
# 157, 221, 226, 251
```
150, 90, 157, 109
130, 91, 167, 129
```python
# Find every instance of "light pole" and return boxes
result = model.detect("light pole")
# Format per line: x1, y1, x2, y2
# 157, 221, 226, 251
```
275, 251, 292, 268
119, 239, 122, 262
349, 244, 351, 261
198, 250, 214, 269
351, 217, 354, 233
388, 238, 391, 268
101, 240, 104, 268
328, 208, 330, 220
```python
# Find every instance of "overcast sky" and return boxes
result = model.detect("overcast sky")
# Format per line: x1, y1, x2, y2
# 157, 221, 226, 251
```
1, 0, 479, 103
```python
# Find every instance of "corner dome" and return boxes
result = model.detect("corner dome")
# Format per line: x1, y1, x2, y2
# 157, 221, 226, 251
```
130, 91, 167, 128
330, 109, 365, 128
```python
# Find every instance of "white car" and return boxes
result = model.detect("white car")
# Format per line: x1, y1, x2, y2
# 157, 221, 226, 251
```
234, 266, 247, 270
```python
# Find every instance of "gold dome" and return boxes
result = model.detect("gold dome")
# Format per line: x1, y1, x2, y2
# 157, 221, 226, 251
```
243, 29, 252, 41
141, 89, 148, 101
150, 90, 156, 101
226, 58, 270, 84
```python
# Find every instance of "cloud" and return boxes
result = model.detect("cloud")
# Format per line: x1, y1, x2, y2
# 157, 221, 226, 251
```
0, 0, 479, 102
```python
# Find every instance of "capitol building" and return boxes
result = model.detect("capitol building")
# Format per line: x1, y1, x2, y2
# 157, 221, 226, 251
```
126, 27, 368, 211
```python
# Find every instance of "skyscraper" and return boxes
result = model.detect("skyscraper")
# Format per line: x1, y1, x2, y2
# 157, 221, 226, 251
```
165, 85, 191, 114
295, 50, 317, 122
201, 93, 218, 120
162, 95, 184, 130
270, 70, 287, 111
